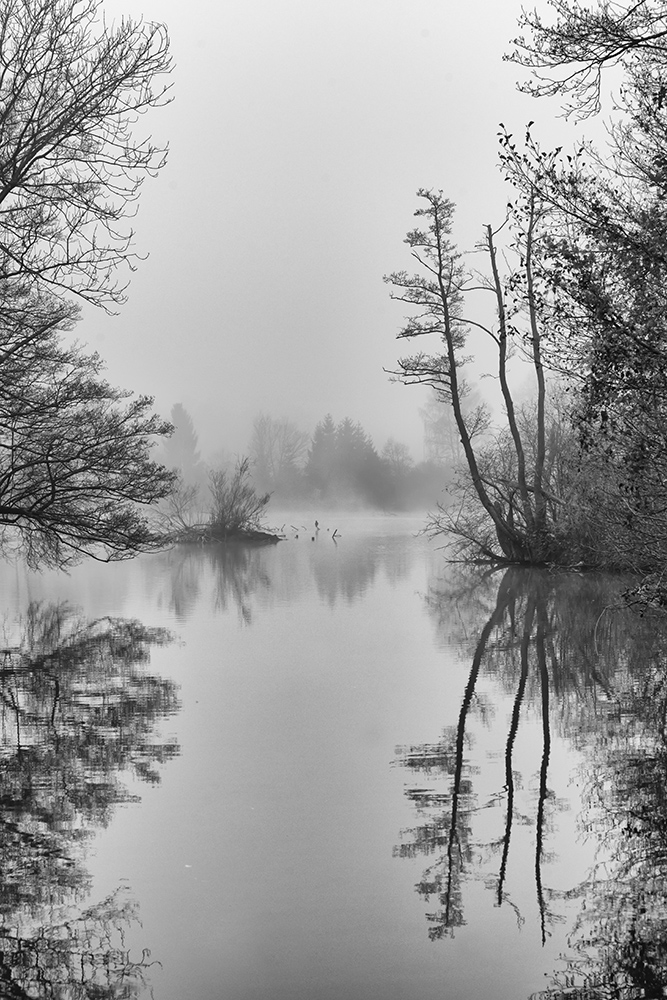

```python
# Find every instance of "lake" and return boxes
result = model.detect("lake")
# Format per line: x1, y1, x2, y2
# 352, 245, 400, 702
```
0, 512, 660, 999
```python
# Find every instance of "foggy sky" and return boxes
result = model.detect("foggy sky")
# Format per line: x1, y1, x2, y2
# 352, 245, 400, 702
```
82, 0, 572, 462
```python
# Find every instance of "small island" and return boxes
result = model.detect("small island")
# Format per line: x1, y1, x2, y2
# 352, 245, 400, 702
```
161, 458, 280, 547
173, 525, 281, 546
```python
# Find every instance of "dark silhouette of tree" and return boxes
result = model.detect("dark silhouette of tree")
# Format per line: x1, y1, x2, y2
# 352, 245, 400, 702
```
0, 0, 171, 308
386, 1, 667, 570
0, 293, 175, 567
495, 120, 667, 572
386, 188, 567, 564
498, 2, 667, 573
207, 457, 271, 539
0, 0, 174, 568
509, 0, 667, 121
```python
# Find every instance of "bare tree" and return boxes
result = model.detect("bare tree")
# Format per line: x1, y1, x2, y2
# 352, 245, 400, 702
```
381, 437, 414, 476
249, 414, 308, 494
386, 188, 559, 564
0, 287, 175, 566
208, 458, 271, 538
0, 0, 171, 308
508, 0, 667, 120
503, 0, 667, 572
0, 0, 175, 567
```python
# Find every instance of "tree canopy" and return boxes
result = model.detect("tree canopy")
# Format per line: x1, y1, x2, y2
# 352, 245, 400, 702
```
0, 282, 175, 567
0, 0, 171, 308
388, 0, 667, 571
509, 0, 667, 119
0, 0, 174, 567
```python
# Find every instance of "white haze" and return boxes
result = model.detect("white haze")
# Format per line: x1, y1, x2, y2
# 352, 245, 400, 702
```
80, 0, 580, 464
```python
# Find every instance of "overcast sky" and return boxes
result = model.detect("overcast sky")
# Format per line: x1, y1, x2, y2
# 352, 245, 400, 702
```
84, 0, 574, 462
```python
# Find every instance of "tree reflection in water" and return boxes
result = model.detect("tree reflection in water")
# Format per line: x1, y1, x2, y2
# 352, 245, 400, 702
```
0, 601, 179, 997
394, 567, 667, 996
155, 529, 418, 622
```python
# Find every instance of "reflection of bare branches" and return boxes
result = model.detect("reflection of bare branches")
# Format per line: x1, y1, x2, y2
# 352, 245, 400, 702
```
152, 543, 272, 623
401, 562, 667, 993
158, 545, 203, 620
535, 698, 667, 996
0, 886, 157, 1000
156, 528, 424, 624
394, 572, 515, 938
0, 603, 179, 912
208, 544, 271, 624
0, 602, 180, 998
395, 568, 633, 944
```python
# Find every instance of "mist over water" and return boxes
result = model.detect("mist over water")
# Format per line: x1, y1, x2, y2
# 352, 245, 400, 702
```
157, 402, 460, 520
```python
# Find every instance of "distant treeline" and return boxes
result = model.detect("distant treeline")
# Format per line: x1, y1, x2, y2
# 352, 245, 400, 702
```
159, 405, 454, 512
251, 412, 451, 510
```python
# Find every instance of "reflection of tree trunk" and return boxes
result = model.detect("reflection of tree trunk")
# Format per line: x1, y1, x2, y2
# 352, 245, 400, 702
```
498, 593, 536, 905
444, 572, 515, 925
535, 603, 551, 946
50, 676, 60, 729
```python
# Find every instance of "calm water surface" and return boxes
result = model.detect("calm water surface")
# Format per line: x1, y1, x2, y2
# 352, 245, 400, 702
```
0, 513, 660, 999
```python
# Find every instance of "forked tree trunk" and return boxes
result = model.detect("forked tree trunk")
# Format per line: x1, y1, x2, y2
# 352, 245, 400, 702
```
431, 214, 529, 561
389, 188, 551, 565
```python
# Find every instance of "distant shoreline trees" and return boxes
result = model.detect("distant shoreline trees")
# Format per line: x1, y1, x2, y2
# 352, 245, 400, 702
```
249, 415, 309, 498
306, 415, 387, 506
255, 413, 454, 512
158, 403, 451, 528
161, 404, 207, 487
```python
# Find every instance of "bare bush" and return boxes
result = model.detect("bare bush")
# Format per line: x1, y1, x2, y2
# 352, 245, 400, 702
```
208, 458, 270, 537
